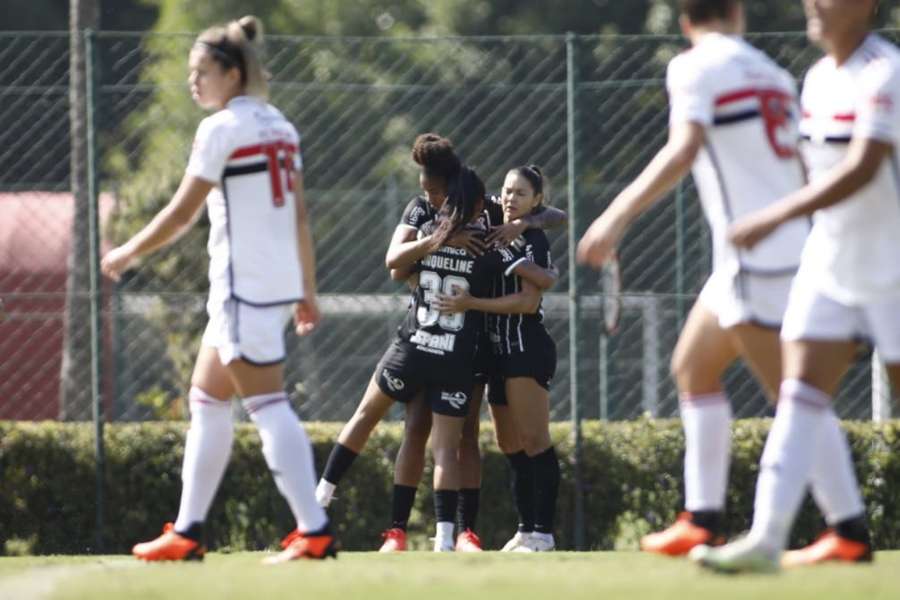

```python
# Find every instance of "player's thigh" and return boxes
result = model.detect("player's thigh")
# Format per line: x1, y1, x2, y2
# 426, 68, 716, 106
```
781, 339, 857, 398
338, 377, 397, 451
671, 300, 740, 394
191, 345, 237, 400
403, 393, 432, 445
729, 323, 783, 401
224, 359, 285, 398
504, 377, 551, 454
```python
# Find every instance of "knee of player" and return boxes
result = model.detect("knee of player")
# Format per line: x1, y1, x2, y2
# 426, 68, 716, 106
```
403, 419, 431, 449
519, 431, 551, 457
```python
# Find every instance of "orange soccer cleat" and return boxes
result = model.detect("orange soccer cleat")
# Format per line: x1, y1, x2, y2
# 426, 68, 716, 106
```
263, 529, 338, 565
379, 528, 407, 553
781, 530, 872, 568
132, 523, 205, 562
455, 529, 483, 552
640, 512, 722, 556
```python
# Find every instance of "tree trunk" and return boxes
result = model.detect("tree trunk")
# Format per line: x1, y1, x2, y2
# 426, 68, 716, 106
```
60, 0, 99, 420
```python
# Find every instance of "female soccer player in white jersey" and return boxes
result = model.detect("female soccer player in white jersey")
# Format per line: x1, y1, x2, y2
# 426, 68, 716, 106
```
100, 16, 334, 563
576, 0, 868, 558
693, 0, 898, 573
435, 165, 560, 552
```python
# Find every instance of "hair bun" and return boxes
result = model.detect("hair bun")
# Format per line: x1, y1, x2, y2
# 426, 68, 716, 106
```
238, 15, 261, 42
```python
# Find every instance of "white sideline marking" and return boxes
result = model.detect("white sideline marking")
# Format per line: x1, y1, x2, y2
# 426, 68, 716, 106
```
0, 559, 137, 600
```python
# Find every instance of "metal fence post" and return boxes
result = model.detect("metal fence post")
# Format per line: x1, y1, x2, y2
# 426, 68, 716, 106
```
566, 31, 586, 551
85, 28, 106, 553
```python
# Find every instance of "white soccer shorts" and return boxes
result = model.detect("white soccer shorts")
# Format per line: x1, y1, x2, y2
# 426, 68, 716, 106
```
201, 297, 293, 365
781, 281, 900, 363
698, 269, 794, 330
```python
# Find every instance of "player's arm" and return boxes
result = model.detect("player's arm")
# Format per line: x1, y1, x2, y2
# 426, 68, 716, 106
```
434, 276, 543, 315
100, 174, 212, 281
576, 121, 704, 268
292, 171, 321, 335
486, 205, 568, 246
729, 137, 893, 249
386, 226, 487, 269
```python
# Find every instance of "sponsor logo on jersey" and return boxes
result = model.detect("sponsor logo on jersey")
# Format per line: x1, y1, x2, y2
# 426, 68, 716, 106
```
409, 205, 426, 225
499, 248, 515, 263
410, 329, 457, 353
440, 391, 468, 410
382, 369, 405, 392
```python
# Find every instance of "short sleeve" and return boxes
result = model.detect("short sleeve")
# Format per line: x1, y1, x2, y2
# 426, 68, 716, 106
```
186, 117, 232, 183
666, 54, 715, 127
399, 197, 431, 231
855, 60, 900, 145
480, 244, 528, 277
521, 230, 551, 270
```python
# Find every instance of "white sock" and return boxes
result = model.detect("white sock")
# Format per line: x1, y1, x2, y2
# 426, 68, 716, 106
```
809, 411, 865, 524
436, 521, 454, 540
680, 393, 732, 512
750, 379, 830, 551
316, 479, 337, 508
174, 387, 234, 532
244, 393, 328, 533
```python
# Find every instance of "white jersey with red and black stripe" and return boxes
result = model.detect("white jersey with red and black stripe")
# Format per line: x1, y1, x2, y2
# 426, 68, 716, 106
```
186, 95, 303, 306
797, 34, 900, 304
666, 33, 809, 277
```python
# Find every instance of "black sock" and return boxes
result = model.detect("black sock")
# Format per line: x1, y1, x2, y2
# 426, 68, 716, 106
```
175, 521, 205, 544
322, 443, 359, 485
391, 484, 417, 530
456, 488, 480, 532
689, 510, 723, 535
506, 451, 535, 532
834, 514, 871, 545
304, 522, 332, 537
434, 489, 459, 524
532, 446, 560, 535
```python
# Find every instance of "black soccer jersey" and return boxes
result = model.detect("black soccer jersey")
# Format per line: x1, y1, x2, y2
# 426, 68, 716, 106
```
397, 228, 527, 368
488, 228, 553, 355
399, 195, 437, 231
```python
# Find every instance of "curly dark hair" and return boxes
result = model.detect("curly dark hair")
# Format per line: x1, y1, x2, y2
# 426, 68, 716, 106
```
411, 133, 462, 182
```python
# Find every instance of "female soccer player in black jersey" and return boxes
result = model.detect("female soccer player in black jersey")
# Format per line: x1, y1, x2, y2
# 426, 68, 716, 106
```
435, 165, 560, 552
317, 135, 563, 551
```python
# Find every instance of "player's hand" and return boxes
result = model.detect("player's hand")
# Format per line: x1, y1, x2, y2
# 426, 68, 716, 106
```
446, 229, 487, 256
100, 245, 137, 281
293, 297, 321, 336
486, 219, 527, 247
576, 213, 624, 269
433, 287, 471, 313
729, 208, 783, 249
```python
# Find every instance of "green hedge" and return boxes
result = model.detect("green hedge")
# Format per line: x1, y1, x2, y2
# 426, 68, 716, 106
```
2, 419, 900, 554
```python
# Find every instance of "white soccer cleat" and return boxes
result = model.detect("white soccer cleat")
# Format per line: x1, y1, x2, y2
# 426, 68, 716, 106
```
689, 534, 780, 574
501, 531, 532, 552
433, 536, 455, 552
515, 532, 555, 552
315, 480, 335, 508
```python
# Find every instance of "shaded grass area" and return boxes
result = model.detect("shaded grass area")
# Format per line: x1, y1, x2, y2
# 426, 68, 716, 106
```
1, 551, 898, 600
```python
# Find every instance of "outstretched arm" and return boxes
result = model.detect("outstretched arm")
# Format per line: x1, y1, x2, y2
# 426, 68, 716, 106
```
434, 278, 543, 315
729, 138, 892, 248
576, 122, 703, 269
487, 205, 568, 246
101, 174, 213, 280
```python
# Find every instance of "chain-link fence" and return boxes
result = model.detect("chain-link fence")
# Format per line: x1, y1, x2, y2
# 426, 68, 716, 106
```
1, 30, 897, 426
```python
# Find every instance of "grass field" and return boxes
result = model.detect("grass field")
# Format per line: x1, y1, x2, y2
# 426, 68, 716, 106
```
1, 551, 899, 600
